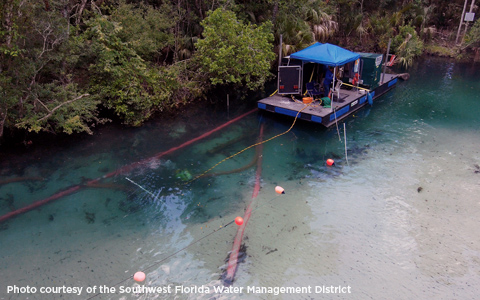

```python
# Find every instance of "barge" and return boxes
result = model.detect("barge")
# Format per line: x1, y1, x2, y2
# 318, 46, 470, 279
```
257, 42, 404, 127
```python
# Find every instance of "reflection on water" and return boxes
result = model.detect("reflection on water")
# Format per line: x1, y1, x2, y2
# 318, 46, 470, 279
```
1, 57, 480, 299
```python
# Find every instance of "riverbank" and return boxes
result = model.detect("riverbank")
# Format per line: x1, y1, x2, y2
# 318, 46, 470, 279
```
0, 46, 476, 157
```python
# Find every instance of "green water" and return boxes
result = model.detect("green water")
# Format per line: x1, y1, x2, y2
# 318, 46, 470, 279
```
0, 57, 479, 300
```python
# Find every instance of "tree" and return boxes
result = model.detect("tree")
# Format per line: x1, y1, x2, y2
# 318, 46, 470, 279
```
15, 84, 99, 135
1, 0, 27, 138
80, 15, 176, 126
367, 13, 394, 51
465, 19, 480, 48
392, 24, 424, 68
195, 8, 275, 91
110, 0, 174, 62
233, 0, 336, 54
1, 0, 101, 137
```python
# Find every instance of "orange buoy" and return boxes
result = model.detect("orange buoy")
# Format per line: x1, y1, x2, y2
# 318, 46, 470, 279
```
302, 97, 313, 104
275, 186, 285, 194
133, 271, 146, 282
235, 216, 244, 226
326, 159, 335, 166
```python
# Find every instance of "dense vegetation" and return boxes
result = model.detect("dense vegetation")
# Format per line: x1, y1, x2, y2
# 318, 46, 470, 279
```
1, 0, 479, 142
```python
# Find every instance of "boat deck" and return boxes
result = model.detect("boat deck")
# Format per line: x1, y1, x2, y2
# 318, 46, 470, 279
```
258, 73, 398, 127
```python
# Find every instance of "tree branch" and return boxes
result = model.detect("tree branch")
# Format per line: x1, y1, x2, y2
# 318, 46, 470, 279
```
0, 106, 7, 138
37, 94, 90, 122
35, 98, 51, 113
16, 94, 90, 126
76, 0, 88, 25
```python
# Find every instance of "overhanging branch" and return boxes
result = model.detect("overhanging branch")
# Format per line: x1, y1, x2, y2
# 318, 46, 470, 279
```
37, 94, 90, 122
16, 94, 90, 126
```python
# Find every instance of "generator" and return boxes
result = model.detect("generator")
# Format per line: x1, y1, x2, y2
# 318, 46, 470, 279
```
278, 65, 302, 95
342, 53, 383, 88
358, 53, 383, 88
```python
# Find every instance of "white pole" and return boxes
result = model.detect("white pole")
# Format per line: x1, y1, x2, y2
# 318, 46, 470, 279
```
331, 66, 336, 112
278, 34, 283, 67
125, 177, 156, 198
463, 0, 476, 43
381, 39, 391, 84
276, 34, 282, 96
344, 123, 349, 166
469, 0, 476, 12
456, 0, 468, 44
334, 109, 341, 142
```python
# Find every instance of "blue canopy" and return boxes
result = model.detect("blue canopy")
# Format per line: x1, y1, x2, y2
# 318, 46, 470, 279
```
290, 42, 360, 66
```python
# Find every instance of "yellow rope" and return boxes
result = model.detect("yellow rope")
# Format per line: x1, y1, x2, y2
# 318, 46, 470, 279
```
269, 89, 278, 97
186, 105, 310, 184
303, 67, 317, 96
341, 82, 371, 92
309, 67, 315, 82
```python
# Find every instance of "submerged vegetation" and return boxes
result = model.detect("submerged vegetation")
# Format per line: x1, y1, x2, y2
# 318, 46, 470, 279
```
0, 0, 479, 143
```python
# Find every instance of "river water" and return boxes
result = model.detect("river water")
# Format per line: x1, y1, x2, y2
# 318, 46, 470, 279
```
1, 57, 479, 300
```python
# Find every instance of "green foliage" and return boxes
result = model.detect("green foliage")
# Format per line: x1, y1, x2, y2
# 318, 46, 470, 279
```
392, 25, 424, 68
16, 83, 101, 135
397, 2, 424, 28
280, 0, 335, 51
0, 0, 476, 142
81, 15, 174, 126
274, 12, 313, 53
232, 0, 335, 54
110, 0, 174, 61
166, 60, 205, 104
335, 0, 363, 38
0, 0, 29, 135
431, 2, 459, 29
424, 44, 456, 57
0, 0, 102, 137
368, 13, 394, 50
0, 73, 19, 136
465, 19, 480, 49
195, 8, 275, 91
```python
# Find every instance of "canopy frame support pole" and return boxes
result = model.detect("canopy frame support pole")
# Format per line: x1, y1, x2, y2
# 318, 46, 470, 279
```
381, 39, 391, 84
331, 66, 337, 112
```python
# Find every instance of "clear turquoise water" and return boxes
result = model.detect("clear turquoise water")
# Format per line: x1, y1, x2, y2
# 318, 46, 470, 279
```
1, 57, 480, 300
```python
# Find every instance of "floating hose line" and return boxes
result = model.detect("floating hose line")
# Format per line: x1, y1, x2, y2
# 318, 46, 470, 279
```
0, 109, 257, 224
84, 181, 133, 192
0, 177, 45, 186
206, 131, 257, 155
86, 187, 286, 300
3, 102, 324, 298
187, 105, 309, 184
223, 123, 264, 285
91, 108, 258, 183
86, 124, 279, 297
203, 136, 262, 178
85, 218, 237, 300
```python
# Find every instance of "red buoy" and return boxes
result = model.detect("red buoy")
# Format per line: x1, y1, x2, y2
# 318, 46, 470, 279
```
326, 159, 335, 166
235, 216, 244, 226
275, 186, 285, 194
133, 271, 146, 282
